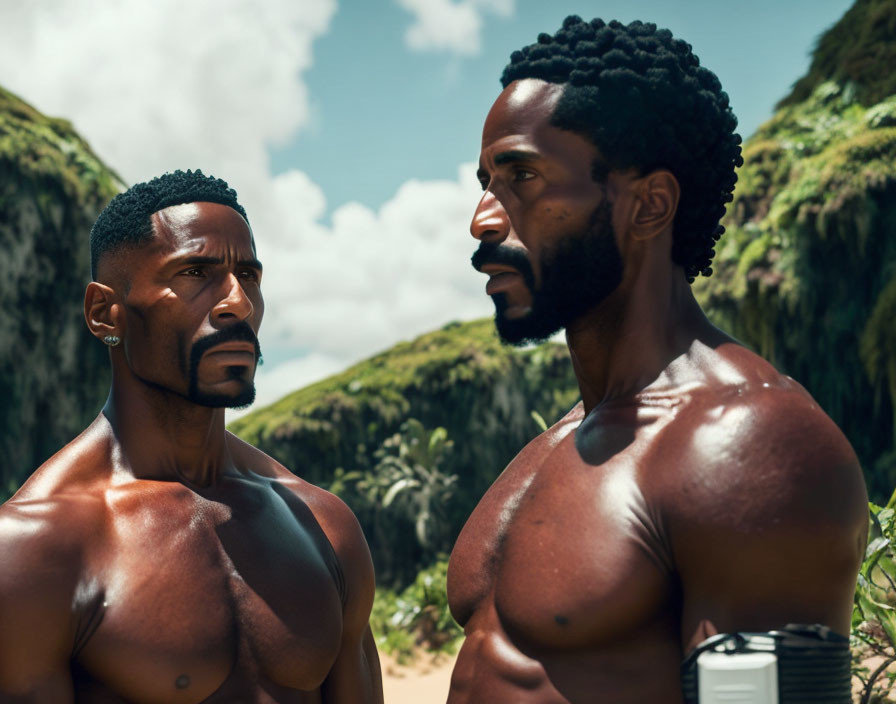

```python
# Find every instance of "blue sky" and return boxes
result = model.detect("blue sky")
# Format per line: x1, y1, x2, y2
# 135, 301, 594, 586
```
1, 0, 853, 417
279, 0, 852, 218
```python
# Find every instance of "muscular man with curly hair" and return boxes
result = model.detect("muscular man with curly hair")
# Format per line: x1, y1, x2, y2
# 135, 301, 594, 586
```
447, 17, 867, 702
0, 171, 383, 703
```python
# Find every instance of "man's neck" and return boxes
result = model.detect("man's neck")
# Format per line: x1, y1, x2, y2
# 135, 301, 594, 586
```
102, 375, 234, 487
566, 264, 715, 414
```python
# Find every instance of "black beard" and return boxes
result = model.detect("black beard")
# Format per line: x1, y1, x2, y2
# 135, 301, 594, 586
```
187, 322, 261, 408
472, 200, 623, 346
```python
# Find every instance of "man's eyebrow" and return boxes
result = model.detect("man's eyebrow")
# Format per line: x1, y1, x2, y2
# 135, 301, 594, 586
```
173, 255, 263, 271
493, 149, 541, 166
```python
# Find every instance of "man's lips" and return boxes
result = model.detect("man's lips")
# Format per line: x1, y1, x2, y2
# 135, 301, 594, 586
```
204, 342, 256, 358
480, 264, 523, 295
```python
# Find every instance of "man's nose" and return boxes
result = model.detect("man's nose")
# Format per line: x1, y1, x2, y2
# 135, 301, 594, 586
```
212, 273, 253, 323
470, 190, 510, 242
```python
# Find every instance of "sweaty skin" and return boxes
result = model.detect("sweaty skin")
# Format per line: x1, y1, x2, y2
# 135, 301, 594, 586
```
0, 203, 383, 704
446, 80, 868, 703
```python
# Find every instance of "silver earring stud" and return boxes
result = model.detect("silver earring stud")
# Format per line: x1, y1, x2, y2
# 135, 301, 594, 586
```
103, 335, 121, 346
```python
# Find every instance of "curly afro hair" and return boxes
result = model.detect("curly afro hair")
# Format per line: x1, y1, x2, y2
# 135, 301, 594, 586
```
502, 16, 743, 280
90, 169, 248, 279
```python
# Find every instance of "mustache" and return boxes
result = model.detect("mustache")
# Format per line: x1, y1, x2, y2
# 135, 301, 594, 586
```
189, 322, 262, 367
471, 242, 535, 290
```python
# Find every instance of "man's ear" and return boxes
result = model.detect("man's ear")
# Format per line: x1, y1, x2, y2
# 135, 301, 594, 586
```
629, 170, 680, 242
84, 282, 123, 342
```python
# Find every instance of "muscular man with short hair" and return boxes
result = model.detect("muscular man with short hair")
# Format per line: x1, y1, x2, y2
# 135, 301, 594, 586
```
447, 17, 868, 702
0, 171, 383, 703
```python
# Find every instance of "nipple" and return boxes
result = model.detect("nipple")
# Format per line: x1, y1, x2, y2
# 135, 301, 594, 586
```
175, 674, 191, 690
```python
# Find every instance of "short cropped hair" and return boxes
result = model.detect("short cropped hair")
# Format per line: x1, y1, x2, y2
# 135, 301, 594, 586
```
502, 16, 743, 280
89, 169, 248, 278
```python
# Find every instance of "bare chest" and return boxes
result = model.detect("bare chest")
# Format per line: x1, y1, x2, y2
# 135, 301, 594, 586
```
75, 482, 343, 704
448, 415, 676, 651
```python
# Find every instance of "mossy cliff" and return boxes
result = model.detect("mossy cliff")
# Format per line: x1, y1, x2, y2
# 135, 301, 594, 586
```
0, 87, 122, 497
778, 0, 896, 109
693, 0, 896, 499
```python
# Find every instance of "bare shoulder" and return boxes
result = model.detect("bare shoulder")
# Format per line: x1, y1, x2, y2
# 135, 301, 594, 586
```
648, 355, 868, 635
657, 370, 866, 528
0, 493, 95, 587
0, 477, 107, 665
2, 418, 111, 568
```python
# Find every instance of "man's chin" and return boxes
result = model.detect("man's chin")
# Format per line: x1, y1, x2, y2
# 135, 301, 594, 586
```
187, 383, 256, 409
494, 309, 562, 347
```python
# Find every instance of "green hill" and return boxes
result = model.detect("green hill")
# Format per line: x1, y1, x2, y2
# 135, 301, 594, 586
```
0, 87, 122, 497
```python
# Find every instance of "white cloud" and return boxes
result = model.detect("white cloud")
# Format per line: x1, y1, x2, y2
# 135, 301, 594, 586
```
226, 161, 492, 420
395, 0, 515, 55
0, 0, 335, 185
2, 1, 496, 416
246, 161, 492, 392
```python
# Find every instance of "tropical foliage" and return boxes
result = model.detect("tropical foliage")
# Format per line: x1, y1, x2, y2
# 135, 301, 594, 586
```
853, 491, 896, 702
371, 559, 462, 662
367, 419, 457, 551
329, 419, 461, 585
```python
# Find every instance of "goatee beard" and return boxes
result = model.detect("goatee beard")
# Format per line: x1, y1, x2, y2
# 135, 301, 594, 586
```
187, 322, 261, 408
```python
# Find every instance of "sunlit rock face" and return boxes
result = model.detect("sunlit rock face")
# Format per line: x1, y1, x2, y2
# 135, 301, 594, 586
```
693, 0, 896, 500
0, 86, 122, 497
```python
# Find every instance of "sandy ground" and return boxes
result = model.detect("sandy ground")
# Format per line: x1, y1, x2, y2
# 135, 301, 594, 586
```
378, 649, 457, 704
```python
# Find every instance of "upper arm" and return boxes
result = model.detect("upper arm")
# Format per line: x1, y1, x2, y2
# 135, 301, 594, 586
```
665, 389, 868, 647
0, 503, 78, 703
302, 488, 383, 704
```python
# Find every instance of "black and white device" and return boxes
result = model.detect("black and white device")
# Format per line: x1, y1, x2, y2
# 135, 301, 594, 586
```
680, 624, 851, 703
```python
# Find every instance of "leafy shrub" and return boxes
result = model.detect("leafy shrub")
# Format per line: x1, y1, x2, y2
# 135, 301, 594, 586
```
853, 490, 896, 702
371, 559, 463, 663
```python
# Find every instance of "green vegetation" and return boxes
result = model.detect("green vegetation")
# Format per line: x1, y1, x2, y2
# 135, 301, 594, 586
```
371, 560, 462, 662
853, 492, 896, 702
778, 0, 896, 109
364, 419, 457, 551
0, 87, 122, 496
331, 419, 461, 586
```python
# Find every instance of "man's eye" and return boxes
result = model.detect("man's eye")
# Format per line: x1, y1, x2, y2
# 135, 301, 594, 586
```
238, 269, 260, 282
181, 267, 204, 277
513, 169, 535, 182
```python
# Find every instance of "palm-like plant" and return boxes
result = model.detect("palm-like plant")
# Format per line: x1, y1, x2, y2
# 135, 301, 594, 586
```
853, 487, 896, 702
363, 418, 458, 552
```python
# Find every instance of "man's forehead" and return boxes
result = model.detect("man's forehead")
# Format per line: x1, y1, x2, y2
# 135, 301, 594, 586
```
479, 79, 607, 176
482, 79, 565, 147
150, 202, 255, 256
